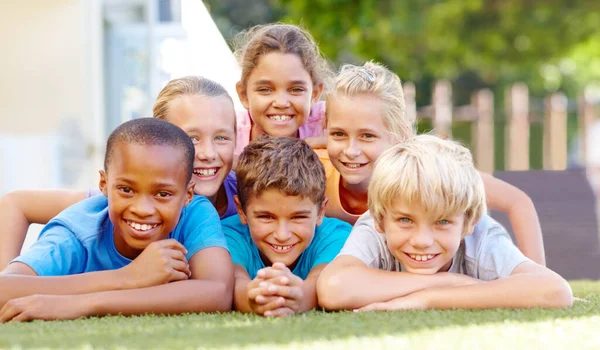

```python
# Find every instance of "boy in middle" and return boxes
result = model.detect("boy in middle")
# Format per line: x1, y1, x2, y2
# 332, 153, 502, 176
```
222, 136, 352, 317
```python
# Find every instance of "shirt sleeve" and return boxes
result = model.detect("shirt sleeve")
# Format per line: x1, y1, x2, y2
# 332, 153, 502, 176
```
221, 217, 255, 276
179, 198, 229, 261
476, 225, 531, 280
338, 213, 394, 270
11, 220, 86, 276
309, 218, 352, 269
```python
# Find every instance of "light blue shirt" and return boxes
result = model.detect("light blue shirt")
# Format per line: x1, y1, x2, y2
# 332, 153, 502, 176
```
222, 215, 351, 279
12, 195, 227, 276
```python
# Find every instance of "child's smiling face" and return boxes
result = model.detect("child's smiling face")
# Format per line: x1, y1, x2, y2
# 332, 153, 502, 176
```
165, 95, 235, 201
376, 197, 470, 275
100, 142, 194, 259
238, 52, 322, 139
326, 95, 394, 189
235, 188, 327, 269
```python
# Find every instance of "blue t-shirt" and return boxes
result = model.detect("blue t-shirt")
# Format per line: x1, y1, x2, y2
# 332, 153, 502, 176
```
12, 195, 227, 276
222, 215, 351, 279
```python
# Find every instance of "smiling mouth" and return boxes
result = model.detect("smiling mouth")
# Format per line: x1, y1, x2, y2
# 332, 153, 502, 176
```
267, 115, 293, 122
193, 167, 220, 178
405, 253, 439, 262
124, 220, 160, 236
341, 161, 368, 169
268, 243, 297, 253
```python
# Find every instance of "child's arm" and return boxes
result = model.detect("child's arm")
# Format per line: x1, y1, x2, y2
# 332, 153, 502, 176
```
480, 172, 545, 265
317, 255, 480, 310
0, 239, 191, 307
0, 246, 233, 321
0, 189, 88, 267
358, 262, 572, 311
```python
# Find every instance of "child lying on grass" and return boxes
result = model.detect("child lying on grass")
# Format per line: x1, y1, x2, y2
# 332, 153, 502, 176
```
317, 134, 572, 311
222, 136, 351, 317
0, 118, 233, 322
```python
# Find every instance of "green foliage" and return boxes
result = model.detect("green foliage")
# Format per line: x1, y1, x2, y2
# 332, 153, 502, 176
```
272, 0, 600, 96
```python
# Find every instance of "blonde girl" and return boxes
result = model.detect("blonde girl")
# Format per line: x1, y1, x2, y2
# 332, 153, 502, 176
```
318, 61, 545, 265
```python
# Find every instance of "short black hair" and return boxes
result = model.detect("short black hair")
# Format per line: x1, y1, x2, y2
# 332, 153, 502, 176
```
104, 118, 194, 182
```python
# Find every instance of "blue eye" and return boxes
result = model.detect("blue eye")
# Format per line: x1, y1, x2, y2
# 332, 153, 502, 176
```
438, 219, 450, 225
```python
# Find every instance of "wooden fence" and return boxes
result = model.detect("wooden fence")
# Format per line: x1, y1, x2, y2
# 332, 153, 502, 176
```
404, 81, 598, 173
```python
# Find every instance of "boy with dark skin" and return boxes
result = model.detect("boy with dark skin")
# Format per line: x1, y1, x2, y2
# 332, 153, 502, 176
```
0, 118, 233, 322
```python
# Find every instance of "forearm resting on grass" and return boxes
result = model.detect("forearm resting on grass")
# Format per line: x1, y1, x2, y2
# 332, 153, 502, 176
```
0, 189, 87, 267
396, 263, 572, 310
83, 278, 233, 316
0, 264, 136, 307
317, 256, 479, 310
480, 172, 545, 265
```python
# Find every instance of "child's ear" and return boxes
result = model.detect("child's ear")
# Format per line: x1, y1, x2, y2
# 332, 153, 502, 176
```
233, 195, 248, 225
315, 197, 329, 226
98, 170, 108, 197
184, 181, 195, 206
312, 82, 324, 104
236, 81, 250, 110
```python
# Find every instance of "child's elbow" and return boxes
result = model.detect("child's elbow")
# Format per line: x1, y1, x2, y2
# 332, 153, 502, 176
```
545, 278, 573, 308
195, 279, 233, 313
215, 281, 234, 312
317, 272, 350, 310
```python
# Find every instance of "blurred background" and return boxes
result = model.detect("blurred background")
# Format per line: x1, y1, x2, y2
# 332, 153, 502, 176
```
0, 0, 599, 205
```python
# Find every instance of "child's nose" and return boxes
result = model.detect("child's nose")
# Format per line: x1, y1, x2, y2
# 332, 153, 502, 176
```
197, 139, 217, 161
409, 229, 434, 249
272, 92, 291, 108
344, 141, 361, 159
130, 196, 156, 217
273, 222, 292, 242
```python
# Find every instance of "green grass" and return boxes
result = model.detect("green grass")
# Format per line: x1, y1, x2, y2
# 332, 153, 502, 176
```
1, 281, 599, 349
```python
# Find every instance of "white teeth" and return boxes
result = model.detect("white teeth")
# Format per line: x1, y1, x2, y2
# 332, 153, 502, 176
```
272, 244, 292, 251
409, 254, 435, 261
270, 115, 292, 121
127, 221, 157, 231
194, 168, 217, 176
345, 163, 362, 168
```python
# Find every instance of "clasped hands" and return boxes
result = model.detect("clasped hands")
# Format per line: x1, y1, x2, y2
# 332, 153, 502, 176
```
247, 262, 305, 317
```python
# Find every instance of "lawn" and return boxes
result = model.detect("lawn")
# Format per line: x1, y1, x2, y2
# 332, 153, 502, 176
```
1, 281, 599, 349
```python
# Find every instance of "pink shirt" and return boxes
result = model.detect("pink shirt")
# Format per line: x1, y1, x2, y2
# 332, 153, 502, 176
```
234, 101, 326, 156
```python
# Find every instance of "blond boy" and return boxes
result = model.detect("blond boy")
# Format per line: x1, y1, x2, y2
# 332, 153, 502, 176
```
318, 134, 572, 310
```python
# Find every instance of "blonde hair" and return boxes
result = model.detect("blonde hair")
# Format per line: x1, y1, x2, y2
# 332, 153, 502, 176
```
325, 61, 415, 142
368, 134, 486, 234
235, 136, 326, 210
233, 23, 330, 91
153, 76, 235, 132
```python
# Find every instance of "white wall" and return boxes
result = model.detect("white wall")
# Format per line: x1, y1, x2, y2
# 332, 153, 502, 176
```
0, 0, 100, 195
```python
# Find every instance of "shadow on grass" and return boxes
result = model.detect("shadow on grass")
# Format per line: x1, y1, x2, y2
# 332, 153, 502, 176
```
1, 281, 599, 349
